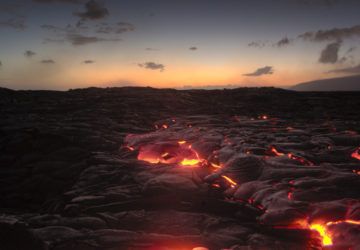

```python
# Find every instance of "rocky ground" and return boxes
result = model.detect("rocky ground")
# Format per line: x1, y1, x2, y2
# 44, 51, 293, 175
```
0, 86, 360, 250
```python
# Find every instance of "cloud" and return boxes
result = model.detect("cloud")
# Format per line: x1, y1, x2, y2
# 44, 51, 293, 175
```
41, 24, 66, 32
243, 66, 274, 76
83, 60, 95, 64
33, 0, 82, 4
24, 50, 36, 57
41, 59, 55, 64
319, 41, 341, 64
327, 64, 360, 74
74, 0, 109, 21
66, 33, 121, 45
138, 62, 165, 72
299, 25, 360, 42
43, 38, 65, 44
95, 22, 135, 34
189, 47, 197, 51
296, 0, 354, 6
248, 41, 268, 48
0, 3, 25, 17
296, 25, 360, 64
0, 19, 26, 30
145, 48, 159, 51
42, 23, 123, 46
276, 37, 291, 47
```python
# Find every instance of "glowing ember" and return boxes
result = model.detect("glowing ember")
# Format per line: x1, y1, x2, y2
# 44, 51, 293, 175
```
178, 141, 186, 144
126, 145, 135, 151
345, 130, 357, 135
351, 147, 360, 160
287, 191, 293, 200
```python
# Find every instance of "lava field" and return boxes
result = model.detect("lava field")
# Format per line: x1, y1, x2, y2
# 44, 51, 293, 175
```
1, 87, 360, 250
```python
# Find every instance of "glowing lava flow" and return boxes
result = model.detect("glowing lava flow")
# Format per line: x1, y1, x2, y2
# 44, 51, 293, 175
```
181, 158, 201, 166
286, 219, 360, 247
270, 147, 314, 166
221, 175, 237, 188
128, 134, 239, 187
271, 147, 284, 156
351, 147, 360, 160
137, 140, 204, 167
309, 224, 332, 246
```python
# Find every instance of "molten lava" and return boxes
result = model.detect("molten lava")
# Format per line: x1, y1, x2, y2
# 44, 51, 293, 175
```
123, 116, 360, 248
351, 147, 360, 160
271, 147, 284, 156
285, 218, 360, 247
309, 224, 332, 246
181, 158, 201, 166
137, 142, 203, 166
221, 175, 237, 188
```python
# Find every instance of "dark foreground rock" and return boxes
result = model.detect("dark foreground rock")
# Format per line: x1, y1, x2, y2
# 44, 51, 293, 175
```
0, 87, 360, 249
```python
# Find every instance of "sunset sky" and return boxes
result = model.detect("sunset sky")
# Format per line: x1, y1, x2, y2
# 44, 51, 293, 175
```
0, 0, 360, 90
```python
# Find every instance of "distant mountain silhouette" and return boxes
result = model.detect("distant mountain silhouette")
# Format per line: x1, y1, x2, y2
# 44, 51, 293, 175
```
291, 75, 360, 91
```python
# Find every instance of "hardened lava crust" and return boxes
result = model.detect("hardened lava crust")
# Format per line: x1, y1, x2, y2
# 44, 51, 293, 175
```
0, 87, 360, 250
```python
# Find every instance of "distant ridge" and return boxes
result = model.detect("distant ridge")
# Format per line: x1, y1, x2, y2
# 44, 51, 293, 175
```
291, 75, 360, 91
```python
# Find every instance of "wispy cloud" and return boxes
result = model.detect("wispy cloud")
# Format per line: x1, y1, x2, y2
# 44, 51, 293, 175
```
189, 46, 198, 51
33, 0, 82, 4
138, 62, 165, 72
298, 25, 360, 42
0, 3, 25, 17
41, 59, 55, 64
327, 64, 360, 74
83, 60, 95, 64
66, 33, 121, 45
295, 0, 350, 6
95, 22, 135, 34
24, 50, 36, 57
74, 0, 109, 21
275, 37, 292, 47
145, 48, 159, 51
0, 19, 26, 30
243, 66, 274, 76
248, 40, 268, 48
41, 24, 68, 32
